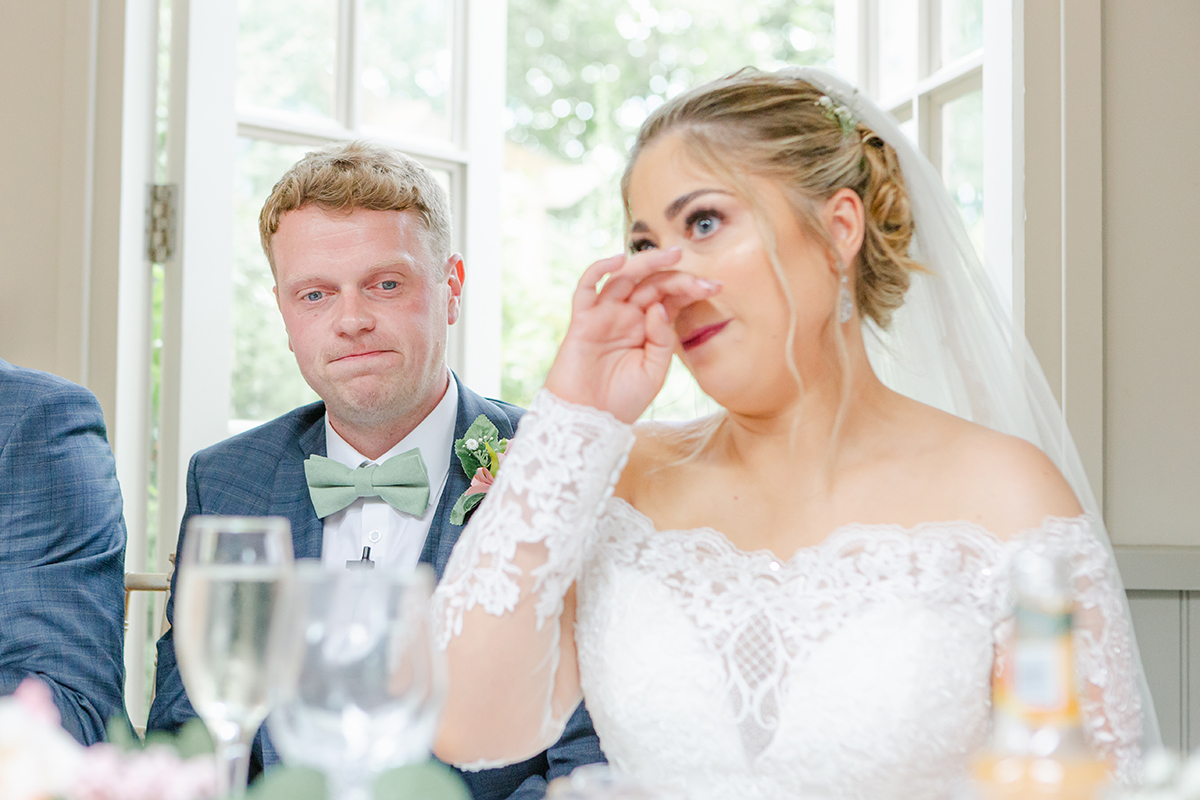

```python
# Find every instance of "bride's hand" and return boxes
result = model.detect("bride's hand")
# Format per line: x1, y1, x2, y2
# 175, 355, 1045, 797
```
544, 248, 722, 424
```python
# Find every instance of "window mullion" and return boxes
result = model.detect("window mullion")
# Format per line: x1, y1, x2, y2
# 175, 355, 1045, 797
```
336, 0, 359, 130
917, 0, 933, 80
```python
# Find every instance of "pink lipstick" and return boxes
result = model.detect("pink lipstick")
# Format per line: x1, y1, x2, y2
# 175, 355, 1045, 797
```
681, 320, 730, 351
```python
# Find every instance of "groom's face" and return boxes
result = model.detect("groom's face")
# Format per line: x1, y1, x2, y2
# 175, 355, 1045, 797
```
272, 204, 464, 438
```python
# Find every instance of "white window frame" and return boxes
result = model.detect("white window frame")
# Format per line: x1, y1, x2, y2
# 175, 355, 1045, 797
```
836, 0, 996, 299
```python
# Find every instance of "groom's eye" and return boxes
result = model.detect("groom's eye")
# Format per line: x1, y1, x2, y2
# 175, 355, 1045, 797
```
379, 280, 398, 290
303, 290, 323, 302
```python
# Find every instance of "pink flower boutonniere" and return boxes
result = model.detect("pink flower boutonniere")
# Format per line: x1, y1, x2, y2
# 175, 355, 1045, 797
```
450, 415, 509, 525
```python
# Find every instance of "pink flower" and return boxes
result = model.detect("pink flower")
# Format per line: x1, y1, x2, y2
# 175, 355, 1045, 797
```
465, 450, 505, 497
13, 677, 60, 726
464, 466, 495, 497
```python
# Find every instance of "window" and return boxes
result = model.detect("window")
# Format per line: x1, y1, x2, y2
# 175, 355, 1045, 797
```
134, 0, 504, 725
230, 0, 490, 431
499, 0, 838, 419
838, 0, 985, 258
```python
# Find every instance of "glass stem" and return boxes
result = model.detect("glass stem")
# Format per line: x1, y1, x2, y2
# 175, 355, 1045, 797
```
214, 737, 252, 799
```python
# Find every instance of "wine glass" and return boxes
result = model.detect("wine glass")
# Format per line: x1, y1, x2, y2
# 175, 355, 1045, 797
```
268, 562, 444, 800
173, 515, 296, 799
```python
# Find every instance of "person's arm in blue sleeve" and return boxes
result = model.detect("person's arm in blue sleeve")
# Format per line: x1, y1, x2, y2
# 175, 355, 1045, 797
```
0, 378, 130, 744
146, 455, 203, 734
502, 703, 607, 800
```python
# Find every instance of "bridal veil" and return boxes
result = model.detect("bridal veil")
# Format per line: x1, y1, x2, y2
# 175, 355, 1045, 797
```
789, 66, 1162, 752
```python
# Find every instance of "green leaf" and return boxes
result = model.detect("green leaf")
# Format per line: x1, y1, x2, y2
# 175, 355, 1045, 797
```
248, 766, 326, 800
374, 762, 471, 800
143, 718, 214, 758
454, 414, 500, 477
449, 490, 485, 525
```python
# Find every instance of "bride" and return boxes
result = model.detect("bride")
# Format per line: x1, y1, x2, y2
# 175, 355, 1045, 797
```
431, 67, 1157, 798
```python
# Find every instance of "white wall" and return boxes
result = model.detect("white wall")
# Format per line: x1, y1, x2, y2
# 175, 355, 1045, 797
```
1103, 0, 1200, 753
0, 0, 128, 430
1103, 0, 1200, 548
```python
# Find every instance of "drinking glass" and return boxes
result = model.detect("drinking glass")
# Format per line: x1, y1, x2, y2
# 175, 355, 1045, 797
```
174, 515, 296, 799
268, 562, 443, 800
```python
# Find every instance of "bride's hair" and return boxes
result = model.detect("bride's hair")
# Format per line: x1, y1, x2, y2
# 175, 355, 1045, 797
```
621, 68, 923, 331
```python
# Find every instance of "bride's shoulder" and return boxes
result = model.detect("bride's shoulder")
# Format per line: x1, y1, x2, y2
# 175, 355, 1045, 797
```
913, 405, 1083, 540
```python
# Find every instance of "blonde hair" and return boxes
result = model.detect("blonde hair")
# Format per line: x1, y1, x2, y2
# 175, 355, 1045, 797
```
622, 68, 922, 330
259, 139, 452, 273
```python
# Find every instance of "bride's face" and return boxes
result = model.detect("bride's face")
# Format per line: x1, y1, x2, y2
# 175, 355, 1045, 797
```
625, 133, 846, 414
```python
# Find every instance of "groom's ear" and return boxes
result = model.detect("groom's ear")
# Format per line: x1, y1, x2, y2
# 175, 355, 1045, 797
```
445, 254, 465, 325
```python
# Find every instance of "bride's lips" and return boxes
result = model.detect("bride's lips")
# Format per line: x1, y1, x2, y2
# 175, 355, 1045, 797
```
680, 320, 730, 351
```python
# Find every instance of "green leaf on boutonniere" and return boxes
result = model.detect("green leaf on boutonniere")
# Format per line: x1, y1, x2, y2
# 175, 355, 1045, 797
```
451, 415, 508, 525
454, 415, 506, 477
449, 489, 485, 525
375, 761, 471, 800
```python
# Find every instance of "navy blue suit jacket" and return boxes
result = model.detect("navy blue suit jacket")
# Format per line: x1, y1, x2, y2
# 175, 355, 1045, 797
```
0, 358, 130, 744
147, 375, 605, 798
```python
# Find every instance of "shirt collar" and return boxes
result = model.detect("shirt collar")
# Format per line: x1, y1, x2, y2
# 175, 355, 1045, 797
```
323, 378, 459, 485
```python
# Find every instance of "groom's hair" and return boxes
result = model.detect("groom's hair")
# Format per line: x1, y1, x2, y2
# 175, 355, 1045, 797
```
259, 139, 453, 274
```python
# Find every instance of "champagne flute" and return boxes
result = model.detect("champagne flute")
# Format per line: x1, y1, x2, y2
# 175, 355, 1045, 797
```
174, 515, 296, 799
268, 562, 443, 800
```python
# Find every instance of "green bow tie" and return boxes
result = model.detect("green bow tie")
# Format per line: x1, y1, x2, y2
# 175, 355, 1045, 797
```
304, 450, 431, 519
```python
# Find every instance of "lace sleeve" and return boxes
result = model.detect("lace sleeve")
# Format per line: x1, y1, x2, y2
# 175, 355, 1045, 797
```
432, 390, 635, 769
1036, 517, 1145, 782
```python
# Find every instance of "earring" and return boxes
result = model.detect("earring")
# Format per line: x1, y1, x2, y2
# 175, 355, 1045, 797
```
838, 272, 854, 323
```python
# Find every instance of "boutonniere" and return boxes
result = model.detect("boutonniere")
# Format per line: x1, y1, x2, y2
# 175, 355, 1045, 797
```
449, 415, 509, 525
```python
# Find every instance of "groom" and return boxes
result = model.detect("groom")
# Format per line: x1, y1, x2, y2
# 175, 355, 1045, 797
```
147, 141, 605, 798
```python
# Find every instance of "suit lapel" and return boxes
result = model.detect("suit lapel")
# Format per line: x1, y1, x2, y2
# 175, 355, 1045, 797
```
271, 411, 326, 560
422, 374, 518, 580
258, 411, 326, 769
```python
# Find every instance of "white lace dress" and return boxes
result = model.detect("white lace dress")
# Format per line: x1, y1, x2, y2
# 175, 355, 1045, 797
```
434, 392, 1144, 800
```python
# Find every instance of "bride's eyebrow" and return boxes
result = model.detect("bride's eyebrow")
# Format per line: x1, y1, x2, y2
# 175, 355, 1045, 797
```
664, 189, 728, 221
630, 189, 732, 234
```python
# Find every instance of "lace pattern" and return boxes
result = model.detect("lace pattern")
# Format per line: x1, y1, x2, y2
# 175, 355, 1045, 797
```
588, 504, 1011, 763
1014, 517, 1145, 781
577, 504, 1144, 795
434, 390, 635, 646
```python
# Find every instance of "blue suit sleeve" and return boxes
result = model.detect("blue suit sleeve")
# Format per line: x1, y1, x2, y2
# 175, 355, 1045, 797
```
488, 703, 607, 800
147, 455, 204, 735
0, 380, 129, 744
541, 702, 606, 788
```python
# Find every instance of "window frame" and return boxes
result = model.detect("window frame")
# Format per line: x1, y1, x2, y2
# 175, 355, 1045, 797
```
835, 0, 1001, 306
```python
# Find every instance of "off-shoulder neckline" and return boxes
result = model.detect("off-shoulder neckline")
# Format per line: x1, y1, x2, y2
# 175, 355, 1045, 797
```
605, 496, 1092, 567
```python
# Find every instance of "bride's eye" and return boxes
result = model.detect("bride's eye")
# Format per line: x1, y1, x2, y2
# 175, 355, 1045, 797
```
630, 238, 657, 253
686, 209, 723, 240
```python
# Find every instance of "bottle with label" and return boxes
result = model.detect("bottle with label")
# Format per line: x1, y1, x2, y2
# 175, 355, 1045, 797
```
972, 545, 1110, 799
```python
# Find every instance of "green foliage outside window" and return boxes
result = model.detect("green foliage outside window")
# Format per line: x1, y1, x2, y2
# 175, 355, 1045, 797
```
499, 0, 835, 417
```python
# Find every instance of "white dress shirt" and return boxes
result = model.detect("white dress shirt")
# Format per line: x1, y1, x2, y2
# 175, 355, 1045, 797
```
319, 379, 458, 571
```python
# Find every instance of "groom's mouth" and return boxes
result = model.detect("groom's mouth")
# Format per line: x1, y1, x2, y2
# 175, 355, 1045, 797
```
680, 320, 730, 351
330, 350, 393, 364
